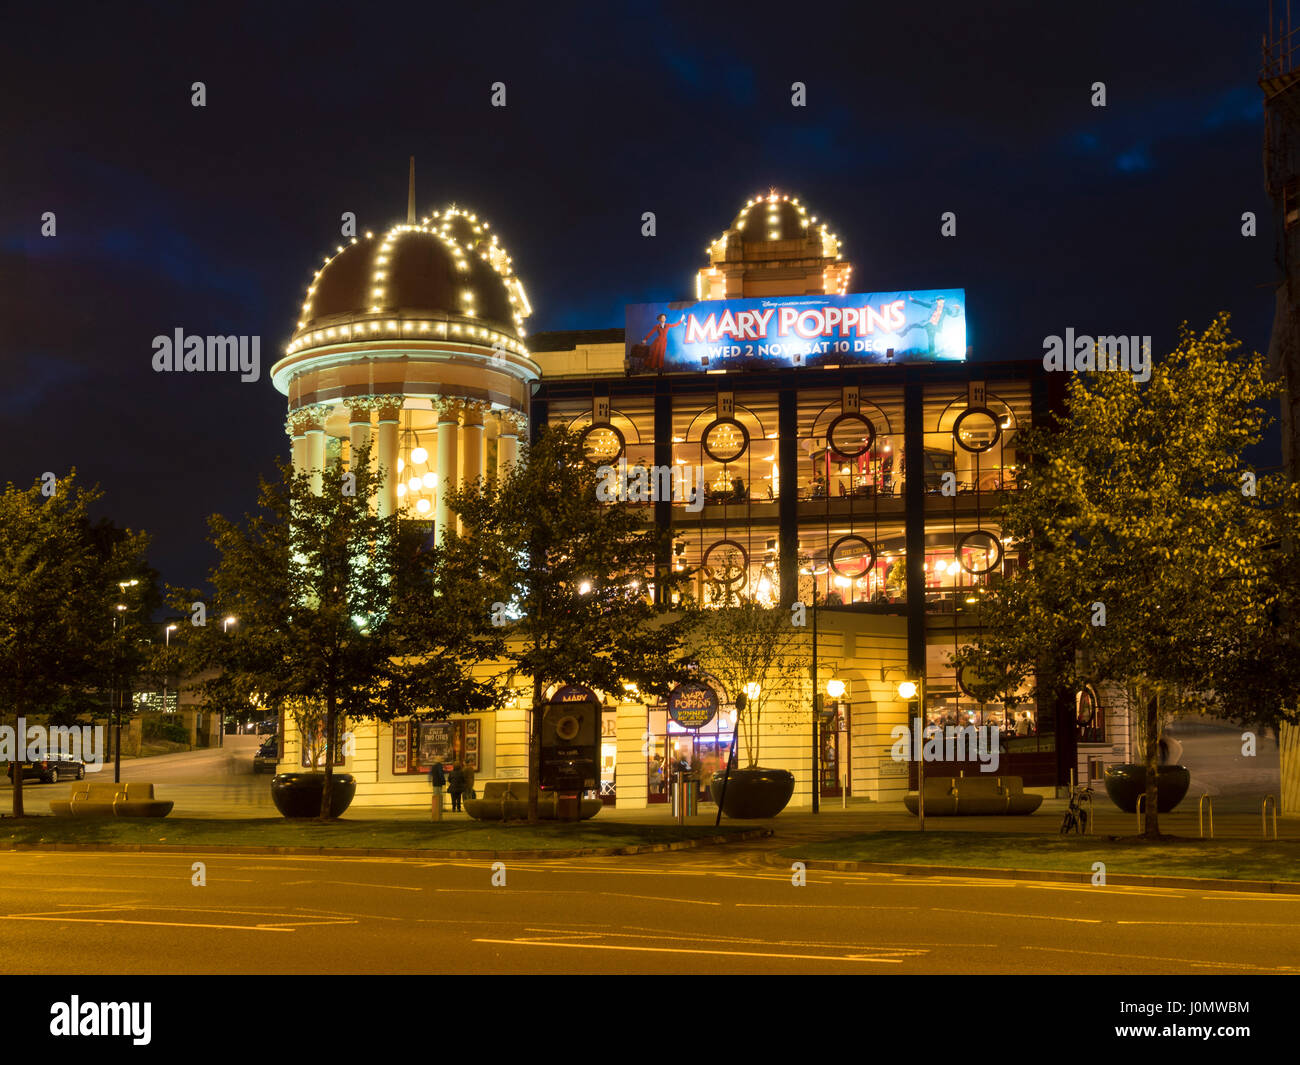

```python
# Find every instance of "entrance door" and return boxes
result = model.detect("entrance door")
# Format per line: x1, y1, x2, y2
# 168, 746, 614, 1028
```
819, 705, 848, 798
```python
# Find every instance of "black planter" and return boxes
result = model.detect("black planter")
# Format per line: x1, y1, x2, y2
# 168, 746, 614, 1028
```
709, 767, 795, 819
271, 772, 357, 818
1103, 764, 1191, 814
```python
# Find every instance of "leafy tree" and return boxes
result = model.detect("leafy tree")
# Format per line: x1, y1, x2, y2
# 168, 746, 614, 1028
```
448, 426, 699, 821
952, 316, 1300, 838
0, 472, 150, 816
182, 443, 506, 819
696, 597, 812, 768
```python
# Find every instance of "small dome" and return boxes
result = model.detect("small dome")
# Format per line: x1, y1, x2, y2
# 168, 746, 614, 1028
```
289, 207, 530, 353
731, 193, 811, 242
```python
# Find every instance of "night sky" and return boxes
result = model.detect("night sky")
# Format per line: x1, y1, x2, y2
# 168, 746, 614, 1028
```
0, 0, 1278, 594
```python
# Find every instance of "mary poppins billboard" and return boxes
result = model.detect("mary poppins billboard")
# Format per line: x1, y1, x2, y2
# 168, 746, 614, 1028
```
625, 289, 966, 373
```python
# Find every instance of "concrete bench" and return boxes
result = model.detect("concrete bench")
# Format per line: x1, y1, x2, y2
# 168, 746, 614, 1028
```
50, 781, 174, 818
465, 781, 602, 821
903, 774, 1042, 816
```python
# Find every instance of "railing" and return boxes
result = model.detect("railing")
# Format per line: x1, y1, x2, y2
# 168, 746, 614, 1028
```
1136, 793, 1147, 834
1198, 794, 1214, 840
1263, 794, 1279, 840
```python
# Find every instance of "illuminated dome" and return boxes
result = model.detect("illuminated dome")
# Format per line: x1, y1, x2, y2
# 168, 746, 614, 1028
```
732, 196, 807, 242
271, 166, 538, 548
285, 206, 531, 359
697, 190, 852, 300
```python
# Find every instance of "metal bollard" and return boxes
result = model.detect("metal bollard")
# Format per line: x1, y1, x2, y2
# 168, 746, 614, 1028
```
1198, 794, 1214, 839
1262, 795, 1278, 840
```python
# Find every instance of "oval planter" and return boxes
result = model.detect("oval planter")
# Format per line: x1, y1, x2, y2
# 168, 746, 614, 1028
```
1103, 764, 1191, 814
271, 772, 357, 819
709, 767, 795, 819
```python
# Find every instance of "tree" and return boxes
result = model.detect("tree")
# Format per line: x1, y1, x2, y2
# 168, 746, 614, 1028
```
952, 315, 1300, 838
183, 443, 506, 819
0, 472, 150, 816
696, 597, 811, 767
448, 426, 699, 821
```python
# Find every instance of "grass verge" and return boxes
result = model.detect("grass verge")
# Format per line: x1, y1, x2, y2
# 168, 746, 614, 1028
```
2, 816, 757, 853
783, 831, 1300, 882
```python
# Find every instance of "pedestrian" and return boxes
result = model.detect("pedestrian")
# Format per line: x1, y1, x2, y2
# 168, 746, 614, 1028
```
462, 765, 476, 800
429, 761, 446, 822
448, 763, 466, 812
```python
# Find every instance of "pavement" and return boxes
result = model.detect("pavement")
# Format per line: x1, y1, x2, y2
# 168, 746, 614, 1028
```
2, 723, 1292, 842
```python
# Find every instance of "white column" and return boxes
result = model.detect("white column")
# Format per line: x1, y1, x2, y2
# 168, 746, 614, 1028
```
348, 408, 371, 471
376, 404, 400, 518
460, 406, 484, 488
496, 413, 519, 480
305, 418, 326, 495
290, 428, 308, 478
435, 400, 460, 545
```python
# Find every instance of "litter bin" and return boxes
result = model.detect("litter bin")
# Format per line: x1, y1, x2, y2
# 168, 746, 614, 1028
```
671, 776, 699, 818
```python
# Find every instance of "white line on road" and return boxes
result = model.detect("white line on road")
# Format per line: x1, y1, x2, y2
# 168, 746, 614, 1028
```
280, 880, 423, 891
929, 907, 1101, 924
472, 938, 907, 963
0, 914, 301, 932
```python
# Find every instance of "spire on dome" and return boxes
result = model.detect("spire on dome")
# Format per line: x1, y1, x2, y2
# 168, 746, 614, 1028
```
407, 156, 416, 224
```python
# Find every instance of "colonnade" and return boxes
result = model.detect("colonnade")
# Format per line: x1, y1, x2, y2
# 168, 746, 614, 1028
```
287, 395, 525, 544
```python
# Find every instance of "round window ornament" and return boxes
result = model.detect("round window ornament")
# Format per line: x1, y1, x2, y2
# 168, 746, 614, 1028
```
957, 530, 1003, 575
952, 406, 1002, 454
826, 412, 876, 459
828, 534, 876, 579
702, 417, 750, 464
554, 715, 581, 742
579, 423, 625, 465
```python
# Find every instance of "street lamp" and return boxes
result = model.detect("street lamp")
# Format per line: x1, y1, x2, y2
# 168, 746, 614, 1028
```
112, 583, 137, 783
162, 623, 178, 718
223, 615, 237, 633
883, 666, 926, 830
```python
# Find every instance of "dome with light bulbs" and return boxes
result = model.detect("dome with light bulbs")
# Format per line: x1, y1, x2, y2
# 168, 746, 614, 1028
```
696, 190, 853, 301
285, 206, 531, 359
271, 164, 539, 547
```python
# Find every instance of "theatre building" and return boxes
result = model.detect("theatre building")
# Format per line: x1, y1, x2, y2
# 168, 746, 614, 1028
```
269, 187, 1130, 809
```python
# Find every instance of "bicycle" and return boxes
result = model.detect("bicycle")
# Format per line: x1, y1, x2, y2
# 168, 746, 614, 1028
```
1060, 784, 1093, 835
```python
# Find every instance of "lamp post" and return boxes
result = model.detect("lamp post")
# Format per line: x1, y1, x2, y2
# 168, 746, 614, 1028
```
162, 623, 177, 717
826, 677, 846, 799
112, 579, 139, 783
885, 667, 926, 831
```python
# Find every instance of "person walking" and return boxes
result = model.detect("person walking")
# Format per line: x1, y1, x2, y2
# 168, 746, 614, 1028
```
448, 764, 466, 813
429, 761, 446, 822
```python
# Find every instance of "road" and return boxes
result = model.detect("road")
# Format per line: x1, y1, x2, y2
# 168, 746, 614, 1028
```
2, 843, 1297, 974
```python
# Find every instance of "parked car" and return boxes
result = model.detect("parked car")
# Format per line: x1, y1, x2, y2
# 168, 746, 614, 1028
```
253, 738, 279, 774
6, 755, 86, 784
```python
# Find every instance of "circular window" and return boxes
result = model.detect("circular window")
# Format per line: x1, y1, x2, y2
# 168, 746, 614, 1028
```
702, 418, 749, 464
828, 534, 876, 579
957, 530, 1003, 575
579, 423, 624, 465
958, 660, 1006, 701
826, 413, 876, 458
953, 407, 1002, 453
702, 539, 749, 589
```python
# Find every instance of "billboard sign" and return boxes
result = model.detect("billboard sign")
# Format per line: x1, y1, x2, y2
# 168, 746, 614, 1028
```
626, 289, 965, 373
540, 684, 601, 791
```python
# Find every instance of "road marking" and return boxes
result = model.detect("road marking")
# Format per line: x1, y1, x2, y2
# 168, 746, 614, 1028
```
473, 938, 906, 963
735, 903, 918, 911
929, 907, 1101, 924
597, 892, 721, 906
0, 914, 301, 932
1021, 945, 1300, 972
281, 880, 423, 891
